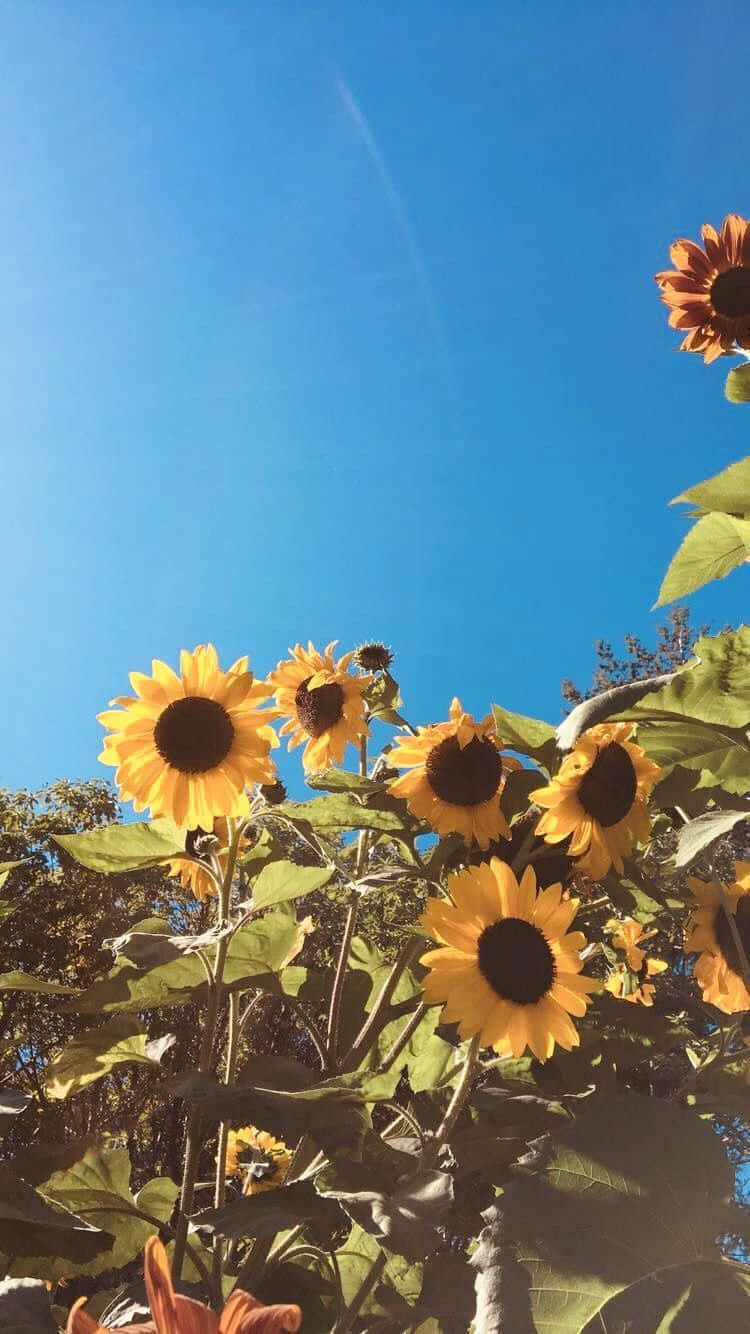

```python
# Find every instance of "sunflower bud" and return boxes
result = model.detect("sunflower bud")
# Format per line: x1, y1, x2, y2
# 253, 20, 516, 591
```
355, 642, 393, 672
260, 779, 287, 806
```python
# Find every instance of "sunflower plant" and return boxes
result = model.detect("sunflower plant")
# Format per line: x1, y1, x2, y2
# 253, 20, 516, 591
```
1, 228, 750, 1333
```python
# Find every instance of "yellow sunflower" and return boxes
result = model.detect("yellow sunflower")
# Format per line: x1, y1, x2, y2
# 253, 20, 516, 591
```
655, 212, 750, 363
224, 1125, 293, 1195
267, 641, 372, 773
387, 698, 520, 849
530, 722, 661, 880
604, 917, 667, 1007
98, 645, 278, 829
419, 860, 598, 1061
168, 816, 251, 902
685, 862, 750, 1014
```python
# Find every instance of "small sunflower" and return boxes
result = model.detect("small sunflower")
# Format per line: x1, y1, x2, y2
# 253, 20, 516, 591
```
168, 817, 249, 902
267, 642, 372, 773
98, 645, 279, 829
604, 917, 667, 1007
685, 862, 750, 1014
419, 860, 598, 1061
387, 698, 520, 849
531, 722, 661, 880
224, 1125, 293, 1195
354, 642, 393, 672
655, 213, 750, 363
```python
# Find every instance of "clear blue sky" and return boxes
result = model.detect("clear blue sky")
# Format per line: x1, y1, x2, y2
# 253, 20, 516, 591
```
1, 1, 747, 796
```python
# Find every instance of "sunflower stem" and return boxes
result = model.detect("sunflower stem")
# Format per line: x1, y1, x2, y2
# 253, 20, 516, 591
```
342, 936, 424, 1071
716, 878, 750, 993
421, 1033, 481, 1169
330, 1250, 388, 1334
172, 817, 246, 1282
210, 988, 241, 1306
376, 1002, 429, 1074
326, 740, 370, 1065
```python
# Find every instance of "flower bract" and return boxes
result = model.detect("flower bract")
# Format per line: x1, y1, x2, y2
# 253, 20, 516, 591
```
98, 646, 278, 829
419, 859, 598, 1061
531, 722, 660, 879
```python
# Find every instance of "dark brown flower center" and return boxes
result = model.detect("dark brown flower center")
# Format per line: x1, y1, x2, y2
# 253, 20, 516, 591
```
426, 735, 503, 806
154, 697, 234, 773
710, 266, 750, 319
294, 677, 344, 737
577, 742, 637, 828
355, 642, 393, 671
714, 896, 750, 980
477, 917, 555, 1004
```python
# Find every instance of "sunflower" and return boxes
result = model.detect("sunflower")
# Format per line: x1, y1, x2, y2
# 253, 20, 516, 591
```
419, 860, 598, 1061
530, 722, 660, 880
98, 645, 278, 830
267, 642, 372, 773
655, 213, 750, 363
684, 862, 750, 1014
224, 1125, 293, 1195
604, 917, 667, 1006
387, 698, 520, 848
66, 1235, 301, 1332
168, 817, 250, 902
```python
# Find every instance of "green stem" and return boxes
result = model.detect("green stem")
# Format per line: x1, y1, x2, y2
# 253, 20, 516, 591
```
716, 879, 750, 993
327, 895, 359, 1065
211, 989, 241, 1305
330, 1250, 387, 1334
421, 1033, 481, 1168
172, 817, 246, 1281
376, 1003, 429, 1074
342, 936, 423, 1071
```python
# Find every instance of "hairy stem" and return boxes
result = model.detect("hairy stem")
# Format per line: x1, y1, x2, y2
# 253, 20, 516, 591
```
421, 1033, 481, 1169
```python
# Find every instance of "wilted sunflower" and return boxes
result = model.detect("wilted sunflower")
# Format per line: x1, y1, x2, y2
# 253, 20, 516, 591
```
268, 641, 371, 773
66, 1234, 302, 1332
604, 917, 667, 1007
99, 645, 278, 829
419, 860, 598, 1061
224, 1125, 293, 1194
387, 698, 520, 848
655, 212, 750, 363
685, 862, 750, 1014
168, 817, 250, 901
531, 722, 661, 880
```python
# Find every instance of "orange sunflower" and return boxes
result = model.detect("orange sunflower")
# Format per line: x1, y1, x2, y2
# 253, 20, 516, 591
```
387, 698, 520, 848
685, 862, 750, 1014
531, 722, 661, 880
66, 1235, 301, 1332
604, 917, 667, 1007
655, 212, 750, 363
99, 646, 278, 829
267, 642, 372, 773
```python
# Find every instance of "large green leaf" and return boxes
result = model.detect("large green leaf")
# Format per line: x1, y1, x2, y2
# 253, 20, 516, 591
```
276, 794, 419, 833
40, 1147, 164, 1278
674, 808, 748, 868
471, 1095, 745, 1334
630, 629, 750, 729
673, 455, 750, 512
336, 1223, 424, 1316
45, 1015, 174, 1099
251, 860, 333, 911
0, 1165, 109, 1273
306, 769, 383, 797
54, 819, 185, 872
319, 1162, 452, 1261
193, 1180, 333, 1241
0, 972, 80, 996
655, 511, 750, 606
491, 705, 558, 770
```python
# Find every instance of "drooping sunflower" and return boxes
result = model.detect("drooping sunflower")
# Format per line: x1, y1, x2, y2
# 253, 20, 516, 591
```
224, 1125, 293, 1195
267, 642, 372, 773
419, 859, 598, 1061
66, 1235, 302, 1332
684, 862, 750, 1014
168, 816, 250, 902
604, 917, 667, 1007
530, 722, 661, 880
98, 645, 278, 830
655, 212, 750, 363
387, 698, 520, 848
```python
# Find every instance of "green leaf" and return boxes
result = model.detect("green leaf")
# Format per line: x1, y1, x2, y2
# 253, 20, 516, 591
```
0, 1278, 56, 1334
673, 455, 750, 512
557, 672, 682, 752
306, 769, 383, 796
54, 818, 185, 872
0, 1164, 109, 1273
491, 705, 558, 770
0, 972, 80, 996
674, 808, 748, 868
631, 629, 750, 729
193, 1180, 332, 1241
655, 511, 750, 606
276, 794, 419, 833
472, 1095, 741, 1334
251, 860, 333, 911
336, 1223, 423, 1315
45, 1016, 174, 1099
319, 1163, 452, 1261
134, 1176, 179, 1225
40, 1147, 163, 1277
366, 671, 406, 725
584, 1264, 750, 1333
724, 363, 750, 403
501, 767, 545, 821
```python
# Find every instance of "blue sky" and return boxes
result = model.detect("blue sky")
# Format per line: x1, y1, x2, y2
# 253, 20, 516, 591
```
1, 1, 748, 797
